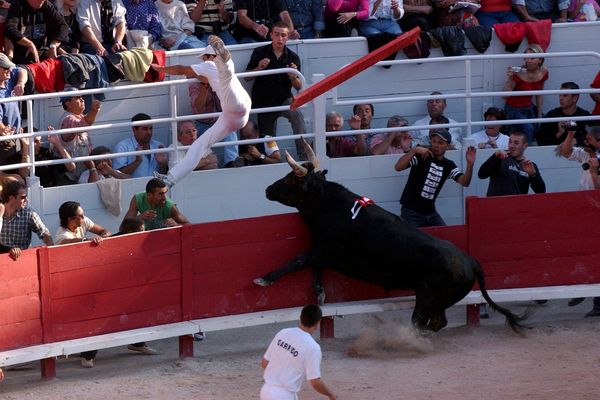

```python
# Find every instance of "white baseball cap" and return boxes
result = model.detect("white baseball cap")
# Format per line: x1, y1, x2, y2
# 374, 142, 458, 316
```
197, 45, 216, 59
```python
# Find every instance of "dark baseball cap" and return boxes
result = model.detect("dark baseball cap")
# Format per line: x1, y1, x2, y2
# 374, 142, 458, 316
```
429, 129, 451, 144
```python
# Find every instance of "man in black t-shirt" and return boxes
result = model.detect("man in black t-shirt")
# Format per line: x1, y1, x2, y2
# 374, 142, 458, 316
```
234, 0, 297, 43
537, 82, 591, 146
395, 129, 476, 228
245, 21, 307, 158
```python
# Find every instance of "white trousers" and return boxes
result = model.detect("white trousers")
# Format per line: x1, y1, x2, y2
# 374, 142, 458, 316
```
167, 58, 251, 183
260, 384, 297, 400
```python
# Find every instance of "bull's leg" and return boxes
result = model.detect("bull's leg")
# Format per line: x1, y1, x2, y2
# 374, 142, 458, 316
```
253, 252, 310, 286
427, 310, 448, 332
411, 296, 430, 331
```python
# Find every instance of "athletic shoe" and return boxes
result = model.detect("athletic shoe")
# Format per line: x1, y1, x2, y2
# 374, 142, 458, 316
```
253, 277, 272, 287
81, 358, 94, 368
153, 171, 174, 188
127, 344, 158, 355
479, 304, 489, 319
568, 297, 585, 307
193, 331, 206, 342
208, 35, 230, 63
585, 308, 600, 317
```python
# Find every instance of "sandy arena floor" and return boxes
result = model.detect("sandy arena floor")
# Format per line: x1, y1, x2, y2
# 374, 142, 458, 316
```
1, 299, 599, 400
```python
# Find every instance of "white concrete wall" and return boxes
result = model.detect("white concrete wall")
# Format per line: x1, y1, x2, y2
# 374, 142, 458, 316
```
28, 22, 600, 243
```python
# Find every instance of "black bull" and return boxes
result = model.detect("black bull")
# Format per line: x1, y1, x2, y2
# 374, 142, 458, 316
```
255, 156, 523, 332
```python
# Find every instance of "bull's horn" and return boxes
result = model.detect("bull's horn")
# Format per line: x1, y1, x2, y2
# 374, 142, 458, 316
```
301, 137, 320, 170
285, 151, 308, 177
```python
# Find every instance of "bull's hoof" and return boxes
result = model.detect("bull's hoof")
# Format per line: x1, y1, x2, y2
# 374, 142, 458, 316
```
253, 277, 272, 287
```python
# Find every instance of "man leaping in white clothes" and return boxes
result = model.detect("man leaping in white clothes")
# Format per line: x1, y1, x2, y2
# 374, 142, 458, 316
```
151, 36, 251, 187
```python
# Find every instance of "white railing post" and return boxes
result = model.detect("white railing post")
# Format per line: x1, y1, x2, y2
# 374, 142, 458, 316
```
311, 74, 327, 159
26, 99, 35, 178
169, 84, 179, 165
464, 59, 473, 144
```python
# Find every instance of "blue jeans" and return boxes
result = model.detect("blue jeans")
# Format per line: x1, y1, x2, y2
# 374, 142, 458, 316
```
475, 11, 520, 28
200, 31, 238, 46
175, 35, 206, 50
400, 206, 446, 228
297, 25, 316, 39
504, 103, 536, 144
196, 121, 238, 165
358, 19, 402, 36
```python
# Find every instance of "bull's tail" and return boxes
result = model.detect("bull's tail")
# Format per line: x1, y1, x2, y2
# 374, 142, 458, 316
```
472, 260, 527, 332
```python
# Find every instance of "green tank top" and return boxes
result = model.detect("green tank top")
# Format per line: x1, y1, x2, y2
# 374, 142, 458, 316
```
135, 192, 174, 231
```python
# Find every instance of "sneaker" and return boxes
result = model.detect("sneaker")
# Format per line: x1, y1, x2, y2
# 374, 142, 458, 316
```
208, 35, 230, 63
253, 277, 272, 287
127, 344, 158, 355
81, 358, 94, 368
568, 297, 585, 307
479, 304, 489, 319
153, 171, 174, 188
585, 309, 600, 318
193, 331, 206, 342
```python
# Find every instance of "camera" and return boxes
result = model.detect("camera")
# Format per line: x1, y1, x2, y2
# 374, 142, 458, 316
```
566, 120, 578, 131
581, 162, 600, 173
211, 20, 222, 34
511, 66, 523, 73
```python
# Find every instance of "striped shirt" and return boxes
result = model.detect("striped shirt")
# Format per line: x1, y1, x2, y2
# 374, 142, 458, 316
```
185, 0, 234, 33
0, 207, 50, 249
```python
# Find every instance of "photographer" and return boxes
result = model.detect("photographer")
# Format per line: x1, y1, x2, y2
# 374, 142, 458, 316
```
234, 0, 298, 43
557, 125, 600, 315
537, 82, 591, 146
185, 0, 237, 45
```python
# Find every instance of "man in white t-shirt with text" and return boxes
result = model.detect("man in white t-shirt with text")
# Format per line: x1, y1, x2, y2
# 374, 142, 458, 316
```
260, 304, 336, 400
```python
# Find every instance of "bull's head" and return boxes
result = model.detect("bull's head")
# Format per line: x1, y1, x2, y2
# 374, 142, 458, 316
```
265, 138, 327, 208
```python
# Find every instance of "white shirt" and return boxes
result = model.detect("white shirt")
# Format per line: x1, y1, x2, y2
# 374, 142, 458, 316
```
471, 130, 510, 150
412, 116, 463, 149
77, 0, 127, 44
568, 147, 600, 190
263, 327, 322, 393
54, 216, 96, 244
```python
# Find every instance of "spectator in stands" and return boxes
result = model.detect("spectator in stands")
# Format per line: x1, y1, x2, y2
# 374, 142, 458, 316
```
169, 121, 218, 171
591, 70, 600, 123
525, 0, 569, 21
568, 0, 600, 21
358, 0, 403, 37
472, 107, 510, 150
78, 146, 131, 183
284, 0, 324, 39
0, 180, 53, 260
112, 113, 169, 178
5, 0, 69, 64
412, 92, 463, 149
54, 89, 99, 185
114, 215, 145, 235
125, 177, 190, 230
245, 22, 307, 159
325, 111, 367, 158
503, 44, 548, 144
18, 129, 77, 186
538, 82, 590, 146
185, 0, 236, 45
400, 0, 435, 32
77, 0, 127, 55
370, 115, 412, 155
155, 0, 205, 50
0, 53, 26, 166
395, 129, 476, 227
475, 0, 533, 27
477, 131, 546, 196
237, 120, 281, 165
324, 0, 368, 38
234, 0, 298, 43
123, 0, 162, 48
54, 201, 111, 244
56, 0, 81, 54
556, 125, 600, 315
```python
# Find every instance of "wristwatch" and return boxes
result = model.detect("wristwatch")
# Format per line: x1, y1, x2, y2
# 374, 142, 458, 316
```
259, 154, 266, 160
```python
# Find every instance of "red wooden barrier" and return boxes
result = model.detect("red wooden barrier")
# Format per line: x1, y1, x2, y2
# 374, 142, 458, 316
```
2, 190, 600, 373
